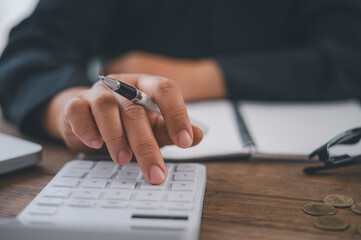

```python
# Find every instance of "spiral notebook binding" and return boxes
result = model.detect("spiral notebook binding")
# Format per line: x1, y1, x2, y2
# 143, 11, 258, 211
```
231, 101, 256, 149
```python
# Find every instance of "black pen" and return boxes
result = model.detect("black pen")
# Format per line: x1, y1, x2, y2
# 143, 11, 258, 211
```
99, 75, 208, 133
100, 75, 162, 114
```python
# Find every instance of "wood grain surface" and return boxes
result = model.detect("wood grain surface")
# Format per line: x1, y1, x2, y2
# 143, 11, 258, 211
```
0, 117, 360, 240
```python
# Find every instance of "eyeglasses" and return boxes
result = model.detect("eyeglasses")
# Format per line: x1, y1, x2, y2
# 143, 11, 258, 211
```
303, 127, 361, 174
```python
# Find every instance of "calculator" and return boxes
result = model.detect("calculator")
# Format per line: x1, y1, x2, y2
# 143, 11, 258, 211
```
17, 160, 207, 240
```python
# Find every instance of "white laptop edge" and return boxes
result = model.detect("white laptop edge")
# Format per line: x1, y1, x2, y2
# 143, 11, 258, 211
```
0, 133, 42, 175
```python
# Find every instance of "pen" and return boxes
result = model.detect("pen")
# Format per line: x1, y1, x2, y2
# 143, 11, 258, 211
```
99, 75, 208, 133
99, 75, 162, 114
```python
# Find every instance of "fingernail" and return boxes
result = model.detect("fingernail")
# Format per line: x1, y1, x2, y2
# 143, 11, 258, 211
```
177, 129, 192, 147
118, 149, 132, 164
149, 165, 166, 184
90, 139, 102, 149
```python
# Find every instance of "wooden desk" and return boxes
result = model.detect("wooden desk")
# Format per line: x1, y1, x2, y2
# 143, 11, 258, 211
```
0, 118, 360, 240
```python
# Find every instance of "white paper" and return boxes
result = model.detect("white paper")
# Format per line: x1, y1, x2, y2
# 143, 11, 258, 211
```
161, 100, 247, 160
239, 100, 361, 157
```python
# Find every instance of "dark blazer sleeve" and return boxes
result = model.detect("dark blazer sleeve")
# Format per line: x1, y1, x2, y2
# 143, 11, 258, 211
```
216, 0, 361, 101
0, 0, 115, 137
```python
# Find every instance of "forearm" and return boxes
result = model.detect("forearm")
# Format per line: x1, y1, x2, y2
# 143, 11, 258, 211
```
177, 59, 226, 101
105, 53, 227, 101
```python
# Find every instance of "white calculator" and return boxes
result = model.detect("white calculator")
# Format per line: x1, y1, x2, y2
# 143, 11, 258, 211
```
17, 160, 207, 240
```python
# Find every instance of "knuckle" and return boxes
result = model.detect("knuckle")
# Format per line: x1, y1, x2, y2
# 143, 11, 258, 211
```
156, 78, 178, 96
64, 97, 86, 121
92, 92, 117, 110
134, 138, 157, 158
121, 102, 143, 121
104, 129, 127, 145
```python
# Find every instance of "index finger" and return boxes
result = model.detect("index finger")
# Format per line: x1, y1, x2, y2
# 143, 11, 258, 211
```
116, 74, 194, 148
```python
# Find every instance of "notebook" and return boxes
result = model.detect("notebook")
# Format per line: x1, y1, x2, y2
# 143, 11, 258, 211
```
160, 99, 361, 161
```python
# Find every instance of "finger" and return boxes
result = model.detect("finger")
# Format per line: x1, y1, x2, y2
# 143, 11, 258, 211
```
118, 98, 167, 185
63, 96, 103, 149
150, 113, 203, 147
108, 74, 194, 148
191, 126, 203, 146
81, 82, 133, 165
140, 76, 193, 148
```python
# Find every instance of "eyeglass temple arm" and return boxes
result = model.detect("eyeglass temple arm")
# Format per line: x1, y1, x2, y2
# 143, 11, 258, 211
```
308, 127, 361, 160
304, 155, 361, 174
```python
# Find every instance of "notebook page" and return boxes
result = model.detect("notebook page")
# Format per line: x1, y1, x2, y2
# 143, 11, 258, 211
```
161, 100, 247, 160
239, 100, 361, 158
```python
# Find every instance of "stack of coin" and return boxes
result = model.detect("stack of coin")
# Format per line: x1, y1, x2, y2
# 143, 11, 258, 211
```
303, 195, 361, 234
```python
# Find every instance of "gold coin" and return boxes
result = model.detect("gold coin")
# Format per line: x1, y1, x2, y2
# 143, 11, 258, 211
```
303, 202, 336, 216
357, 224, 361, 235
313, 216, 349, 231
351, 202, 361, 215
323, 195, 353, 207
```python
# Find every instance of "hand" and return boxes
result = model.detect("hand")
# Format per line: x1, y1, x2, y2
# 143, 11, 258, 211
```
104, 52, 227, 101
43, 74, 203, 184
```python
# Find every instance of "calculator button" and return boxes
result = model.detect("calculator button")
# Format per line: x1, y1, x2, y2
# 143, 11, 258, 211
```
117, 169, 141, 180
121, 162, 140, 170
174, 172, 197, 181
28, 207, 57, 215
89, 162, 117, 179
73, 189, 102, 199
141, 182, 166, 191
168, 192, 194, 202
61, 169, 88, 178
53, 178, 79, 188
37, 198, 63, 206
43, 188, 71, 198
110, 179, 137, 190
69, 160, 95, 169
165, 163, 173, 171
171, 182, 195, 191
176, 164, 197, 172
133, 202, 159, 210
166, 203, 192, 211
68, 199, 95, 207
104, 190, 132, 200
100, 200, 126, 208
136, 191, 162, 201
82, 179, 108, 189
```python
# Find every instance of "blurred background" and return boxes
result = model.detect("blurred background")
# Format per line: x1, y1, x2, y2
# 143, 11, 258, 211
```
0, 0, 38, 54
0, 0, 38, 117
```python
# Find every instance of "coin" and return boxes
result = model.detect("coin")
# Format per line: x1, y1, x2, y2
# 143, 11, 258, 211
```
351, 202, 361, 215
323, 195, 353, 207
313, 216, 349, 231
303, 202, 336, 216
357, 224, 361, 235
